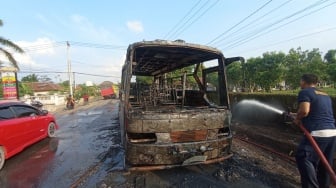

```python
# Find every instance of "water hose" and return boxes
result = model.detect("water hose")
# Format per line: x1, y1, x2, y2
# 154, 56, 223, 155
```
284, 111, 336, 185
296, 122, 336, 185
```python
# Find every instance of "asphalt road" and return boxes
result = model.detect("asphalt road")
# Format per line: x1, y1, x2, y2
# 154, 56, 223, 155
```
0, 99, 300, 188
0, 99, 123, 188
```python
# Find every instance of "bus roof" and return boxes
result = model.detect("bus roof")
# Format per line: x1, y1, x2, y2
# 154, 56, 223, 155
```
125, 40, 224, 76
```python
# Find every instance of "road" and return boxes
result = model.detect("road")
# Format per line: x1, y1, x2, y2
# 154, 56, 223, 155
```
0, 99, 123, 188
0, 99, 300, 188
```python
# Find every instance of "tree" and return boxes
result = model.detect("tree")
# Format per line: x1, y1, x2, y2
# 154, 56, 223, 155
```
327, 63, 336, 87
305, 48, 328, 85
324, 49, 336, 64
19, 82, 33, 96
39, 75, 52, 82
244, 57, 260, 92
257, 52, 286, 92
226, 62, 243, 90
136, 76, 153, 85
74, 84, 100, 100
21, 74, 39, 82
284, 48, 308, 89
21, 74, 52, 83
0, 19, 24, 69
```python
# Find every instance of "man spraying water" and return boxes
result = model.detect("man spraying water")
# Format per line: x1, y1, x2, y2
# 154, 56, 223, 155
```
294, 74, 336, 188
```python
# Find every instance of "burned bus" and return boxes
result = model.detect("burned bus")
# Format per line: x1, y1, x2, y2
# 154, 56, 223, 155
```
120, 40, 243, 169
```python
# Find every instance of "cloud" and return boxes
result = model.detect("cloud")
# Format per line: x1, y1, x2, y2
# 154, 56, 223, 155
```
126, 21, 144, 33
0, 37, 65, 72
1, 34, 123, 84
70, 14, 111, 41
17, 37, 57, 56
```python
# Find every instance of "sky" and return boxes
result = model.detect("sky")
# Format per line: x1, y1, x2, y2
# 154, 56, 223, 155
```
1, 0, 335, 84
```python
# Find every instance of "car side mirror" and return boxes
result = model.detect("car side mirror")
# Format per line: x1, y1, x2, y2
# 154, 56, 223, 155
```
41, 110, 49, 116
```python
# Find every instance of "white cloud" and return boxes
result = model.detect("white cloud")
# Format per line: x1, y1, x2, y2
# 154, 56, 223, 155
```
70, 14, 111, 41
17, 37, 57, 56
126, 21, 144, 33
1, 34, 123, 84
0, 37, 65, 72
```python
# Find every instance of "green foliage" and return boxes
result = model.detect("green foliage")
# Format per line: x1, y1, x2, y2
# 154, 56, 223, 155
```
324, 49, 336, 64
227, 47, 335, 92
135, 65, 199, 88
136, 76, 153, 85
226, 61, 242, 89
18, 82, 33, 96
21, 74, 39, 82
74, 84, 100, 100
21, 74, 52, 83
327, 63, 336, 85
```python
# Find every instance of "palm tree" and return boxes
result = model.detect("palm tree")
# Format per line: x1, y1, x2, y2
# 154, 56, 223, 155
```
0, 19, 24, 69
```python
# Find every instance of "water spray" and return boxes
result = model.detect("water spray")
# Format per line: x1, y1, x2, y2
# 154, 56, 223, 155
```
239, 100, 283, 114
240, 99, 336, 185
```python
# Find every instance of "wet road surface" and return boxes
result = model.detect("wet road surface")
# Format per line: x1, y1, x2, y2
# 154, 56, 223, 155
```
0, 99, 123, 188
0, 99, 300, 188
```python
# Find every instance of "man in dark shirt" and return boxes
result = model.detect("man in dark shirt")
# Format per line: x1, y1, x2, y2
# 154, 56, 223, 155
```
295, 74, 336, 188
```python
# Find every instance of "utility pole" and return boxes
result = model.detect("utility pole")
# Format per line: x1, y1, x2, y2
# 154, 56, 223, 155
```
67, 41, 73, 96
73, 72, 76, 92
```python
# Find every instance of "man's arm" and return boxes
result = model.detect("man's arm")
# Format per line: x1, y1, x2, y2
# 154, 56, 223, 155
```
294, 102, 310, 125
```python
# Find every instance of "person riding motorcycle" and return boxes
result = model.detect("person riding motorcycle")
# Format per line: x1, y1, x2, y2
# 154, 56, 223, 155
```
30, 97, 43, 110
66, 95, 75, 109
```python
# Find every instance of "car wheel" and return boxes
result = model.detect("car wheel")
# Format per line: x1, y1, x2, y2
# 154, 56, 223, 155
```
0, 146, 5, 170
47, 122, 56, 138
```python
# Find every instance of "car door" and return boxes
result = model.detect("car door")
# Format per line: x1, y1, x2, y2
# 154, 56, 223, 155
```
0, 106, 26, 156
10, 105, 43, 144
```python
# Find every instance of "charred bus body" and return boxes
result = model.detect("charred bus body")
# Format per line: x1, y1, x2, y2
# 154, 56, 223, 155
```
120, 40, 243, 169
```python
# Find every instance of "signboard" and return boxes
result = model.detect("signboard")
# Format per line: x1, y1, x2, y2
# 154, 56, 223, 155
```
1, 71, 17, 100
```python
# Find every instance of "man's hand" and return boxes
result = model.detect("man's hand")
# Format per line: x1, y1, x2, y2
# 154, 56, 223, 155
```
293, 118, 301, 125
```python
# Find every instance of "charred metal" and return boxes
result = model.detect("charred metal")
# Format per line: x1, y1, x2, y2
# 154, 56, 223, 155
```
120, 40, 244, 169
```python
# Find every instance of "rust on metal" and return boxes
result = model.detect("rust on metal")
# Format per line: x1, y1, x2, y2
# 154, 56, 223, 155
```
128, 154, 233, 171
119, 40, 244, 169
170, 130, 207, 143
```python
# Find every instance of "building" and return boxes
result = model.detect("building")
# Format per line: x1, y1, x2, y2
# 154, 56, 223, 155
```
26, 82, 62, 96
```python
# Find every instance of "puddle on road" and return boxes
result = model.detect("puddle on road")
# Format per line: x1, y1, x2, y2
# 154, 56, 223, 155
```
77, 110, 104, 116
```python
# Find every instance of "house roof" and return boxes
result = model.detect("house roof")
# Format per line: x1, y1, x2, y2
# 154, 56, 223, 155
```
26, 82, 62, 92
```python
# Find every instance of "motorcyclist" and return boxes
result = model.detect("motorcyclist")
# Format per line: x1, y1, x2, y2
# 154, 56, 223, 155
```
66, 95, 75, 109
30, 97, 43, 110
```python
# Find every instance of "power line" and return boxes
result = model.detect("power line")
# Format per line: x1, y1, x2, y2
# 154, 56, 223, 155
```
75, 72, 120, 78
230, 26, 336, 55
69, 41, 127, 50
213, 0, 293, 46
222, 0, 336, 50
167, 0, 211, 40
19, 71, 120, 78
18, 41, 127, 52
163, 0, 202, 39
207, 0, 273, 45
221, 0, 331, 49
171, 0, 220, 39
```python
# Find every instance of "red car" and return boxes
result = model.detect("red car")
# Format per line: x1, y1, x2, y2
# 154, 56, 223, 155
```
0, 101, 58, 170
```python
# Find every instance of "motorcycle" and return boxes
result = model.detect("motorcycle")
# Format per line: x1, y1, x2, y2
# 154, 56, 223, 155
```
31, 100, 43, 111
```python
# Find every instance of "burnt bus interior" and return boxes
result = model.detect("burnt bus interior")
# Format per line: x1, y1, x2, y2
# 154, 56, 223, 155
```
122, 42, 244, 146
127, 46, 239, 111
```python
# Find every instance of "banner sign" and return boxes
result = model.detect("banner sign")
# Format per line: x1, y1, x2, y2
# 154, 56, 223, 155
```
1, 71, 17, 99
